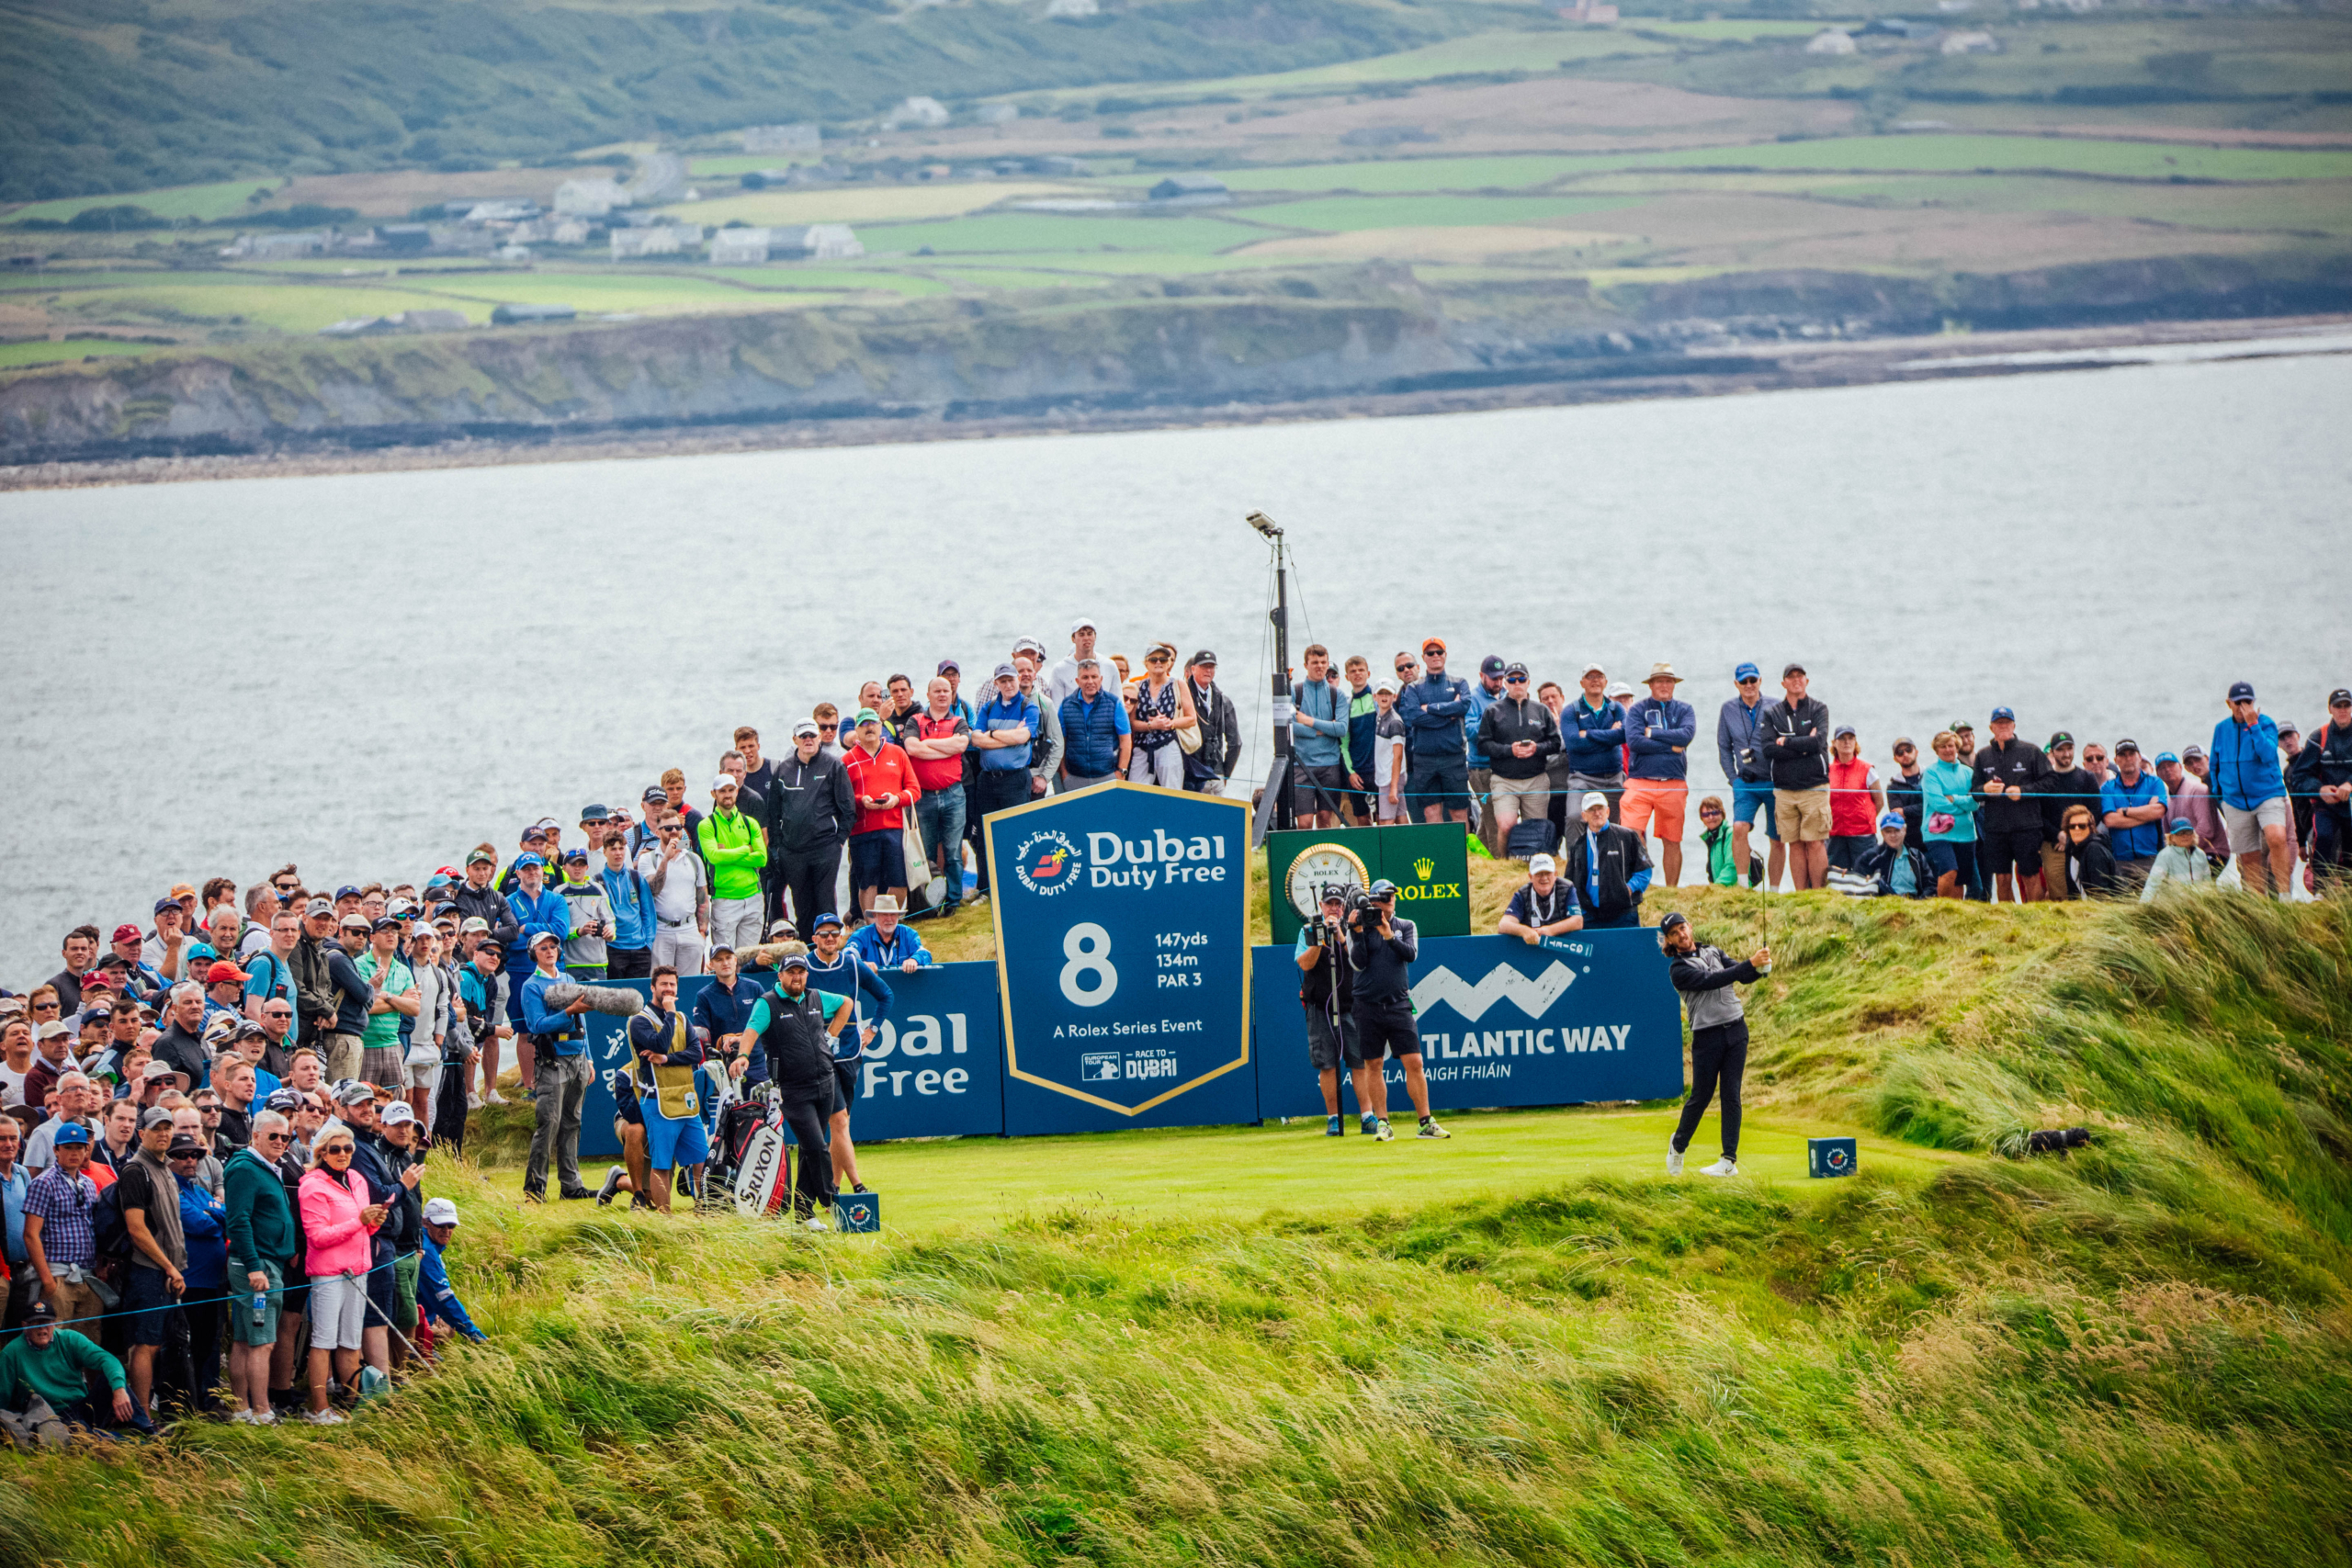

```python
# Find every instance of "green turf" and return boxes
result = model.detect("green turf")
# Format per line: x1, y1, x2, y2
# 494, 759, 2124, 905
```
1239, 192, 1638, 231
1185, 155, 1607, 195
0, 336, 159, 368
51, 283, 492, 332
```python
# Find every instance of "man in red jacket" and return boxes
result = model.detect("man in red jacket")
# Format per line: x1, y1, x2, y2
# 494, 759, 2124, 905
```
842, 707, 921, 925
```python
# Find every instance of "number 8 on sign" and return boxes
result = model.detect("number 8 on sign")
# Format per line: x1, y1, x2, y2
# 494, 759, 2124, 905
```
1059, 923, 1118, 1007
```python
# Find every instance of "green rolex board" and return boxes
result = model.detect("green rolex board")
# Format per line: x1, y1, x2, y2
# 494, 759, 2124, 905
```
1264, 822, 1472, 945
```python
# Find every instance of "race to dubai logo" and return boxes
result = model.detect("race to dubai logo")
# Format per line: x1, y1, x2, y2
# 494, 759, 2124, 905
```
1012, 829, 1082, 897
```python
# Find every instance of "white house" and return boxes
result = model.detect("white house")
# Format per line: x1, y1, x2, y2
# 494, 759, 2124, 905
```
611, 225, 697, 259
555, 178, 630, 217
708, 227, 775, 265
775, 223, 864, 260
888, 96, 950, 129
1805, 28, 1858, 53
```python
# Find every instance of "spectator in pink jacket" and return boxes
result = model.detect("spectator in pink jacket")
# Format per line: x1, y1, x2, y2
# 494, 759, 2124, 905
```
296, 1122, 383, 1426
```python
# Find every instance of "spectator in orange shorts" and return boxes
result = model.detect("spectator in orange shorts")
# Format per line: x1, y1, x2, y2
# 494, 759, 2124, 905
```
1621, 662, 1695, 888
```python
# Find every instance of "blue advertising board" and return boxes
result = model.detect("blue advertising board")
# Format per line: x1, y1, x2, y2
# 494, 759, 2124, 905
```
576, 964, 1005, 1158
1251, 931, 1685, 1120
985, 780, 1258, 1134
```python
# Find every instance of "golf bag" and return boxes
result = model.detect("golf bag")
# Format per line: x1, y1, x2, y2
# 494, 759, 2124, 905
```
709, 1089, 780, 1191
1505, 818, 1558, 861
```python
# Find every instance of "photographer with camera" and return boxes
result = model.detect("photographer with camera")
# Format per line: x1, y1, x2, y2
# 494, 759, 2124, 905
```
1297, 888, 1374, 1137
1343, 881, 1449, 1142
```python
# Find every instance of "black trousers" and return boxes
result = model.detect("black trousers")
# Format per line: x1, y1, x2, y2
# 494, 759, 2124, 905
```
777, 1088, 837, 1219
775, 848, 842, 938
605, 946, 651, 980
1672, 1020, 1747, 1162
969, 770, 1031, 895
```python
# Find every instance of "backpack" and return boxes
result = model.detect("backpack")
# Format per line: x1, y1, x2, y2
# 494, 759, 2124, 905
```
91, 1178, 132, 1267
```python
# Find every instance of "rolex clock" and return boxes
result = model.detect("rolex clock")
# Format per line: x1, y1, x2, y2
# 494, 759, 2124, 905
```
1284, 841, 1370, 919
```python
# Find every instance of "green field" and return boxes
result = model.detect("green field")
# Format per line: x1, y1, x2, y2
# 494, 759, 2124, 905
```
5, 179, 272, 225
1177, 155, 1607, 195
1611, 133, 2352, 183
860, 211, 1263, 256
15, 887, 2350, 1567
1245, 192, 1639, 231
0, 336, 158, 367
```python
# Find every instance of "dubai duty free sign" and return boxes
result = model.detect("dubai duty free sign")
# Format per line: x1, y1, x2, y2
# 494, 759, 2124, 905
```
984, 780, 1256, 1134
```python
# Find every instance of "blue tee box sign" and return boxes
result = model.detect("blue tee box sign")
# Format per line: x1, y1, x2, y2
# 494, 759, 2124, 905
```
1808, 1136, 1858, 1178
1252, 931, 1685, 1119
833, 1190, 882, 1232
985, 781, 1258, 1135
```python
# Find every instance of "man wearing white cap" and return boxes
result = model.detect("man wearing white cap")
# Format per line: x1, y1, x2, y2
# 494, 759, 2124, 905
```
417, 1197, 485, 1346
1498, 854, 1583, 943
1564, 792, 1653, 930
1045, 617, 1102, 712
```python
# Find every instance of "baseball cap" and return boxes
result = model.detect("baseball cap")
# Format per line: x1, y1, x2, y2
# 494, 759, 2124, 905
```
1069, 616, 1097, 635
166, 1133, 207, 1158
187, 943, 217, 964
1190, 650, 1217, 668
1607, 682, 1634, 701
333, 1080, 377, 1104
139, 1106, 175, 1132
2182, 744, 2205, 761
1012, 637, 1048, 660
2115, 739, 2141, 754
1581, 792, 1610, 813
205, 960, 246, 985
779, 952, 809, 971
529, 930, 560, 950
792, 719, 820, 739
2279, 721, 2301, 739
1878, 810, 1905, 831
579, 804, 610, 824
2331, 688, 2352, 706
992, 663, 1018, 682
767, 919, 798, 938
1374, 678, 1399, 695
423, 1196, 460, 1227
709, 775, 737, 793
2169, 818, 2195, 834
305, 897, 334, 919
36, 1021, 71, 1042
642, 785, 667, 804
2228, 681, 2256, 703
338, 914, 371, 932
936, 658, 961, 675
466, 848, 497, 866
1503, 661, 1529, 680
167, 883, 196, 901
2154, 750, 2179, 765
334, 886, 361, 901
1528, 853, 1556, 874
264, 1089, 304, 1113
2048, 732, 2073, 750
854, 707, 884, 725
533, 817, 561, 833
1421, 637, 1446, 655
379, 1100, 417, 1126
1367, 879, 1398, 898
152, 897, 181, 917
560, 847, 589, 863
1833, 724, 1856, 739
50, 1122, 91, 1146
1480, 655, 1506, 677
810, 911, 844, 932
460, 916, 490, 933
1581, 661, 1605, 678
110, 922, 141, 945
1657, 910, 1689, 932
708, 940, 737, 957
1781, 661, 1805, 678
1734, 661, 1759, 682
1950, 718, 1973, 732
370, 916, 402, 934
1990, 705, 2015, 723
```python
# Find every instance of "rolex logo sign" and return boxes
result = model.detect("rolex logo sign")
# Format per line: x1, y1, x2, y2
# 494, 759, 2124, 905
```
1395, 853, 1460, 904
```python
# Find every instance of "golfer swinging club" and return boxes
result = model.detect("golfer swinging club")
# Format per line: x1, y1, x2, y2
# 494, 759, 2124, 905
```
1659, 910, 1770, 1178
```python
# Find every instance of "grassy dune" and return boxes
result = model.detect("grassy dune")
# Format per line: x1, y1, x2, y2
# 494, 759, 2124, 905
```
6, 887, 2349, 1566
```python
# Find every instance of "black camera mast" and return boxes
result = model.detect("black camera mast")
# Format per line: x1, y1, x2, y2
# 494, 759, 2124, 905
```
1247, 510, 1295, 844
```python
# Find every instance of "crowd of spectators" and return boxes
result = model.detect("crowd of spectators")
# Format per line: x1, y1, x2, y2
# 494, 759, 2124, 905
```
5, 620, 2345, 1440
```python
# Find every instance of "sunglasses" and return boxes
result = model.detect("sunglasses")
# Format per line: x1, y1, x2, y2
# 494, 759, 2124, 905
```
256, 1130, 289, 1142
31, 1002, 58, 1015
818, 723, 838, 732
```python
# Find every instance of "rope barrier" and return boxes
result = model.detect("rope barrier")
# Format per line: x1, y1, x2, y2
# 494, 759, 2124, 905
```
4, 1245, 419, 1341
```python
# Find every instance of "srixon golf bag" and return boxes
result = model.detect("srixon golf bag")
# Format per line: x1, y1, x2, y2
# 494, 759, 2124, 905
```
714, 1085, 790, 1215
